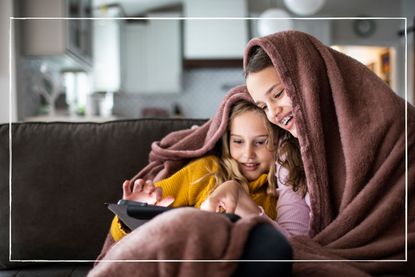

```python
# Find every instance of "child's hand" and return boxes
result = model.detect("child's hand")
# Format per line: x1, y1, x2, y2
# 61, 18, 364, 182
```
122, 179, 174, 207
200, 180, 239, 213
200, 180, 260, 217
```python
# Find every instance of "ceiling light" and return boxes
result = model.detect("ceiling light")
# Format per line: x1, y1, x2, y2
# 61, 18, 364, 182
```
283, 0, 326, 16
258, 8, 293, 37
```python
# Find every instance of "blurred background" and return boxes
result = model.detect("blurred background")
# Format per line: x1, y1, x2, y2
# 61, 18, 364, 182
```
0, 0, 414, 122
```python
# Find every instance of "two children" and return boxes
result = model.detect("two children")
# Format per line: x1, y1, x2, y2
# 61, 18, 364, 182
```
111, 99, 309, 242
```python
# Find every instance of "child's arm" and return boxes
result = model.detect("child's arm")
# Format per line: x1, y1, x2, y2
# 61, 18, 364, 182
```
271, 165, 310, 237
271, 184, 310, 237
200, 179, 310, 238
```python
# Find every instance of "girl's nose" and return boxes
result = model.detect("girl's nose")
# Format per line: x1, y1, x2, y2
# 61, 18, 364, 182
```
243, 144, 255, 159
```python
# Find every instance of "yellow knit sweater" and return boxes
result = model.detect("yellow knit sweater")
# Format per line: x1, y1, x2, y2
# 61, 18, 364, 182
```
111, 155, 277, 241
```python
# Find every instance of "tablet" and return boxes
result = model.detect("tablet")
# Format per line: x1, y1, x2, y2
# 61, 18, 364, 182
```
107, 200, 172, 230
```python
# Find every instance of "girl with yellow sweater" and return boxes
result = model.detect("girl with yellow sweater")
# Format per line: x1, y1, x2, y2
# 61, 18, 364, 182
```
111, 100, 289, 241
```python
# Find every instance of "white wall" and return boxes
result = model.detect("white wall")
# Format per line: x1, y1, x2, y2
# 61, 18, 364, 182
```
0, 0, 16, 123
93, 19, 121, 92
184, 0, 248, 59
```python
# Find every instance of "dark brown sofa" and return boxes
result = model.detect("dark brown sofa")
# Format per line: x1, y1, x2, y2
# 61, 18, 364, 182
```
0, 118, 206, 276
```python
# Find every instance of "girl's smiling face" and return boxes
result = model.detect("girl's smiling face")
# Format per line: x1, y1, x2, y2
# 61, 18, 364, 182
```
246, 66, 298, 138
229, 110, 274, 181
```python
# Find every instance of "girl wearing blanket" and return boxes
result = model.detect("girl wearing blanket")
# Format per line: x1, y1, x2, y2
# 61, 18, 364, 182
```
110, 99, 310, 242
202, 31, 412, 276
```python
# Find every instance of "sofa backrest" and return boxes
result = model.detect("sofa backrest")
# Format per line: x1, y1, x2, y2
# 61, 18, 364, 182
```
0, 118, 206, 269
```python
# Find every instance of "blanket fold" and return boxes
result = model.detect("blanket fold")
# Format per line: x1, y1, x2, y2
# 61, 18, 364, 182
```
90, 208, 268, 277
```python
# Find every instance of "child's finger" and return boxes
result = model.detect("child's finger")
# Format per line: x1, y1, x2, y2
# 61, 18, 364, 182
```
152, 187, 163, 202
122, 180, 131, 198
156, 196, 175, 207
143, 180, 156, 194
133, 179, 145, 192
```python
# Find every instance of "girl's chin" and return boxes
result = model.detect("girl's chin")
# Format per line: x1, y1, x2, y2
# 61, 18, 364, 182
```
278, 122, 298, 138
290, 127, 298, 138
244, 172, 261, 181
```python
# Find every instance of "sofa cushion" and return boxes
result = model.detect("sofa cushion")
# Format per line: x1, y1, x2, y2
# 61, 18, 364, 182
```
0, 118, 206, 269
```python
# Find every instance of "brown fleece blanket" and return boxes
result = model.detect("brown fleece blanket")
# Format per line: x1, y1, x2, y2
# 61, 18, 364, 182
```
244, 31, 414, 276
90, 208, 268, 277
95, 31, 414, 276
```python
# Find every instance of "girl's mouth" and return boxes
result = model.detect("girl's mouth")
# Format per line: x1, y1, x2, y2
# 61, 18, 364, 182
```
280, 112, 294, 126
241, 163, 259, 171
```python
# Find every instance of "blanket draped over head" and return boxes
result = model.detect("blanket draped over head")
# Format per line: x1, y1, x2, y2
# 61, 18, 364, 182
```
94, 31, 414, 276
243, 31, 414, 276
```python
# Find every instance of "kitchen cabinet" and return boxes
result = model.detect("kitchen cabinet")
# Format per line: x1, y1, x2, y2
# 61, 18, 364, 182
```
183, 0, 248, 59
121, 13, 182, 94
19, 0, 92, 68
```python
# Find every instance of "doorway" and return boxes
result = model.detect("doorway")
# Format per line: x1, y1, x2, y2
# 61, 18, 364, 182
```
332, 45, 395, 91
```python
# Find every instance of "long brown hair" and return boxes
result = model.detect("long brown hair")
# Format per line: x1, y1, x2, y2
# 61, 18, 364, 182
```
245, 46, 307, 197
214, 100, 279, 196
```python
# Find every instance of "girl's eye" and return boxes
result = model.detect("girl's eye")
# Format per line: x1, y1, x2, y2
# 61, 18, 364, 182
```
255, 140, 267, 146
273, 89, 284, 99
232, 139, 243, 144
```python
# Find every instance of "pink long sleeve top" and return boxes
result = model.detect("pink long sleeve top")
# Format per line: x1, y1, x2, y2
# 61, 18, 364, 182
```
260, 163, 311, 238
